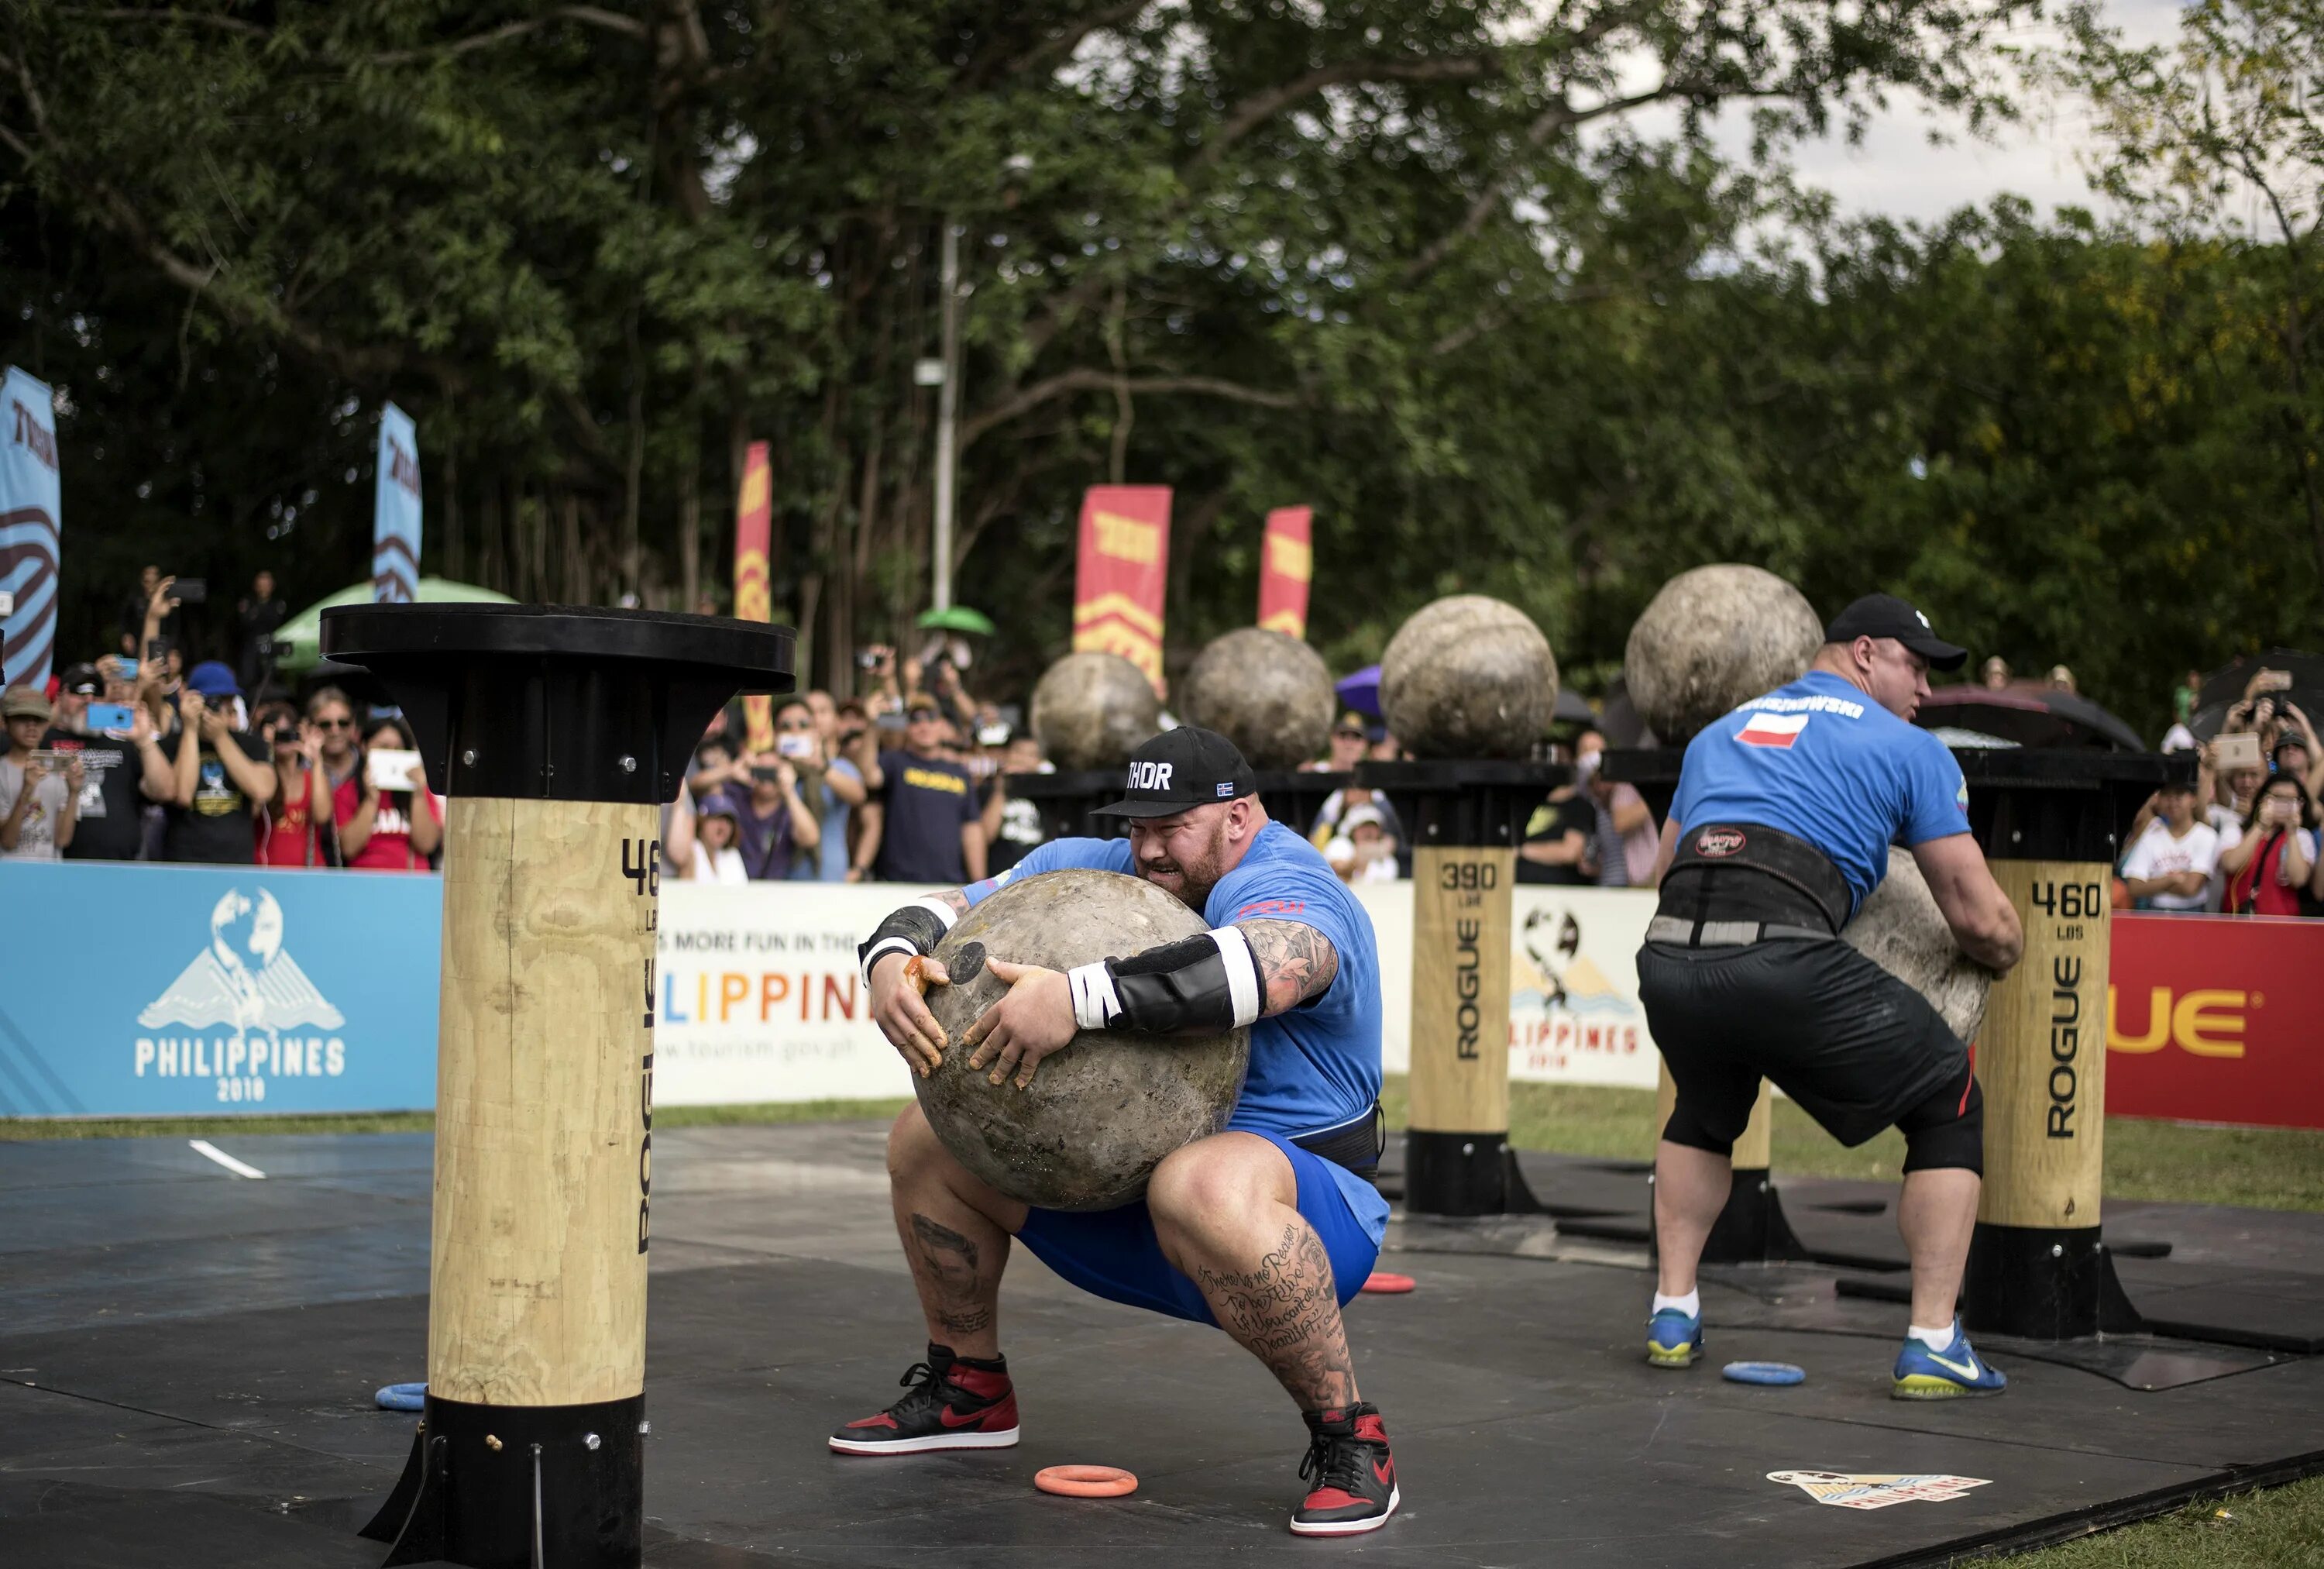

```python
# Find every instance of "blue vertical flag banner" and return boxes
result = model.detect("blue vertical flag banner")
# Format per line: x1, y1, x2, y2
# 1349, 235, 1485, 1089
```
373, 401, 421, 604
0, 366, 63, 689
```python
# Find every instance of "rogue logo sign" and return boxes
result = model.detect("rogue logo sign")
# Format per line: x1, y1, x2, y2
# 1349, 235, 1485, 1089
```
134, 888, 347, 1103
1769, 1471, 1992, 1510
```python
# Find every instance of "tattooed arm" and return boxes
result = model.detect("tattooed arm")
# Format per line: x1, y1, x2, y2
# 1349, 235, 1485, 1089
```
1236, 919, 1340, 1015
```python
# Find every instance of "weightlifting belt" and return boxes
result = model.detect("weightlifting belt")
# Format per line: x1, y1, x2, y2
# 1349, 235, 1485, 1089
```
1654, 821, 1852, 943
1291, 1102, 1386, 1179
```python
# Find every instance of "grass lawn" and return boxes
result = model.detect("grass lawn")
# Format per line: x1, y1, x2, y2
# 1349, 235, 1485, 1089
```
8, 1080, 2320, 1563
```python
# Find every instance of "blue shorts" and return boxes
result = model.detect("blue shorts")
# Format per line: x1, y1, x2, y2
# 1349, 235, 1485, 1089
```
1015, 1130, 1388, 1327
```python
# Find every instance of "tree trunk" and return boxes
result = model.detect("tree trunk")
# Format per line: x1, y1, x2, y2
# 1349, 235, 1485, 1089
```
677, 453, 702, 615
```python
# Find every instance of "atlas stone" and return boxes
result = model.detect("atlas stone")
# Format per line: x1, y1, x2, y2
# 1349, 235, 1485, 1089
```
1179, 628, 1337, 769
1377, 594, 1559, 760
1624, 564, 1824, 744
1030, 652, 1162, 771
916, 868, 1250, 1211
1844, 848, 1992, 1043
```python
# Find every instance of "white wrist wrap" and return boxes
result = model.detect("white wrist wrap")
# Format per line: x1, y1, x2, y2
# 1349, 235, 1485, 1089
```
1068, 962, 1122, 1031
1210, 926, 1263, 1028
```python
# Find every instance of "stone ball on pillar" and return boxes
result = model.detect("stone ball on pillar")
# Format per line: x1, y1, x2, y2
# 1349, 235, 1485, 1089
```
917, 868, 1250, 1211
1030, 652, 1162, 771
1844, 848, 1992, 1043
1377, 594, 1558, 759
1179, 628, 1336, 769
1624, 565, 1824, 744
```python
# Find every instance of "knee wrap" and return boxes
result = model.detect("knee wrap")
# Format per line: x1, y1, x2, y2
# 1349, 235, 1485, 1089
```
1899, 1075, 1984, 1175
1661, 1103, 1738, 1160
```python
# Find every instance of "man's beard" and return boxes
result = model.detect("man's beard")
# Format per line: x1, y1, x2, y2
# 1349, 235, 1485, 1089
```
1136, 828, 1229, 910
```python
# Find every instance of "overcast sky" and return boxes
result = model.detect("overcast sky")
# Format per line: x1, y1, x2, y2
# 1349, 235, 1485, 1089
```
1688, 0, 2188, 225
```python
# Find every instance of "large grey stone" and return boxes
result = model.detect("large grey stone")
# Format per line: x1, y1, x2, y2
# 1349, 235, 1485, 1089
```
1377, 594, 1558, 760
1030, 651, 1162, 771
916, 869, 1250, 1211
1844, 848, 1992, 1044
1624, 565, 1823, 744
1179, 628, 1337, 769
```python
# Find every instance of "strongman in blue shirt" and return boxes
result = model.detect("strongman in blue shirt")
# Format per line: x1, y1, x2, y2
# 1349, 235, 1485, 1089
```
837, 727, 1401, 1537
1638, 594, 2025, 1398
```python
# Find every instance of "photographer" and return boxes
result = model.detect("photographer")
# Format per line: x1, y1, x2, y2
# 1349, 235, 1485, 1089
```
855, 643, 902, 717
1, 688, 84, 859
255, 702, 332, 866
335, 714, 444, 871
160, 663, 275, 864
732, 741, 822, 881
2218, 774, 2315, 917
46, 658, 152, 862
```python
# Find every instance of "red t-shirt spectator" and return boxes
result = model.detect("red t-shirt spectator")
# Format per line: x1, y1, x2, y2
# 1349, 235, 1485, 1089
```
256, 768, 331, 866
333, 775, 444, 871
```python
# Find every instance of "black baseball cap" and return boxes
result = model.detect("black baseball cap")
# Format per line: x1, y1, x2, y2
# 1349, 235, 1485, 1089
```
59, 663, 101, 697
1092, 726, 1259, 819
1824, 593, 1968, 672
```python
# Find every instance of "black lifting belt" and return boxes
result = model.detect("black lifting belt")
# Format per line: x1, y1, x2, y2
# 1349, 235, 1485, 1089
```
1291, 1103, 1387, 1179
1655, 821, 1853, 940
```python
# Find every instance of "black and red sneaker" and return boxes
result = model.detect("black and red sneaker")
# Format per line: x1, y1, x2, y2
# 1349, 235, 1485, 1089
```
828, 1344, 1019, 1455
1289, 1402, 1400, 1536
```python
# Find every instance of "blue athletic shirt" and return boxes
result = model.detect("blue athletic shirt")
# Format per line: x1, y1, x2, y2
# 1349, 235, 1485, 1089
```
964, 821, 1390, 1239
1669, 670, 1971, 912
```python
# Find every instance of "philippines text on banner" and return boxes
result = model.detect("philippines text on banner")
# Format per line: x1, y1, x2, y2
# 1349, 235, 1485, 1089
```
372, 402, 422, 604
1071, 485, 1172, 692
734, 440, 775, 753
0, 366, 62, 688
1257, 506, 1313, 638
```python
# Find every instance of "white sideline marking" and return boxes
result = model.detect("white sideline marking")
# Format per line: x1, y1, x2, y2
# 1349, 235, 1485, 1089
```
188, 1140, 266, 1180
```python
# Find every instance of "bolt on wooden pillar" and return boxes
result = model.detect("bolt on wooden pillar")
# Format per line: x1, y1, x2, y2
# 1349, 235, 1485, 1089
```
321, 604, 792, 1569
1607, 748, 1809, 1264
1956, 749, 2186, 1341
1361, 759, 1564, 1215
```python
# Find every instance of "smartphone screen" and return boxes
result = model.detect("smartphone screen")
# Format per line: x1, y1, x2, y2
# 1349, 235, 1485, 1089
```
2214, 731, 2264, 771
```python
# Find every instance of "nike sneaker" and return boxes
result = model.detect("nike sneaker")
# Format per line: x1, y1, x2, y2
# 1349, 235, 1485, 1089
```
1289, 1403, 1400, 1536
1646, 1306, 1703, 1368
1892, 1320, 2008, 1400
828, 1344, 1020, 1454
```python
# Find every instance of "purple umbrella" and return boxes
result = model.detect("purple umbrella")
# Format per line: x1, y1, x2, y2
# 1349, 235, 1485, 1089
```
1335, 665, 1381, 717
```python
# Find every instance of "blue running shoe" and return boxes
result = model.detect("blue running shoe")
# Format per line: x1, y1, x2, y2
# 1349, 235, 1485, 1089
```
1645, 1307, 1703, 1368
1892, 1320, 2007, 1399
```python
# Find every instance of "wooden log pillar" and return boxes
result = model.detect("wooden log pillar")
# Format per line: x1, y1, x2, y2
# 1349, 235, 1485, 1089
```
1361, 759, 1565, 1216
1956, 750, 2187, 1341
323, 604, 792, 1569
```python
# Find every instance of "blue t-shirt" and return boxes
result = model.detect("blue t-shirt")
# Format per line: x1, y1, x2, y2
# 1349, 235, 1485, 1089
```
1669, 671, 1970, 911
964, 822, 1390, 1239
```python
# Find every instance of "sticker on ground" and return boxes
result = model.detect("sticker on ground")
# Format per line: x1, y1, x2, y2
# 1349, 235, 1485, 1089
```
1768, 1471, 1992, 1509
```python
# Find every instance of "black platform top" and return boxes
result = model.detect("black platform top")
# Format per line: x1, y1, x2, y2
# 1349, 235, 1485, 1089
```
1354, 759, 1570, 848
319, 603, 796, 805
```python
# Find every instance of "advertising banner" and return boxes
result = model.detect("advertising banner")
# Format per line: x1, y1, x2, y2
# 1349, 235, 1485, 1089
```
1507, 885, 1661, 1089
1071, 485, 1172, 692
1257, 506, 1312, 638
0, 862, 440, 1117
372, 401, 422, 604
2105, 911, 2324, 1130
0, 365, 61, 688
733, 440, 775, 754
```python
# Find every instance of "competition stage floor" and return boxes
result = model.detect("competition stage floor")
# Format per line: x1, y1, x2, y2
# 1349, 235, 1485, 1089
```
5, 1123, 2322, 1567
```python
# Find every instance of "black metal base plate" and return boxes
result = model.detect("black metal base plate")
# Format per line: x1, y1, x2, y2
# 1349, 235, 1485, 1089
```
365, 1392, 645, 1569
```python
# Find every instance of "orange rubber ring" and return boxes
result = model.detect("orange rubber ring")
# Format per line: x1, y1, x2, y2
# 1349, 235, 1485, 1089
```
1034, 1464, 1139, 1498
1361, 1271, 1416, 1294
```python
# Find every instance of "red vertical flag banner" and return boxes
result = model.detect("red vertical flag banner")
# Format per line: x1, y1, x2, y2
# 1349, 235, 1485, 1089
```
1071, 485, 1172, 693
733, 442, 775, 754
1257, 506, 1312, 638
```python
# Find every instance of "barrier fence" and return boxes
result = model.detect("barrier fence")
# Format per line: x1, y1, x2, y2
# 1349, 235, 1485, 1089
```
1, 862, 2315, 1129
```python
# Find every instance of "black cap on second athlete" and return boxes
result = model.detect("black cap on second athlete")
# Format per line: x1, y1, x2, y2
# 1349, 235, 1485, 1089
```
1824, 593, 1968, 672
1092, 726, 1260, 818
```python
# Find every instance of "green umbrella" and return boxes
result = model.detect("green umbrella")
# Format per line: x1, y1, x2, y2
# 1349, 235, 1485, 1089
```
270, 576, 517, 673
916, 605, 997, 637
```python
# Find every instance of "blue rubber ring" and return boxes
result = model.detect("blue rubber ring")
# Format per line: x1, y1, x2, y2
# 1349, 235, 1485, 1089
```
375, 1382, 428, 1412
1721, 1361, 1806, 1386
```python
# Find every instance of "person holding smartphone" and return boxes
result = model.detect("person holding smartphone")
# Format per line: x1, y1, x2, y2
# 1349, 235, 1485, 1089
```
1, 688, 84, 859
336, 715, 443, 872
731, 742, 821, 880
48, 657, 155, 862
254, 703, 332, 866
160, 663, 275, 864
2219, 776, 2315, 916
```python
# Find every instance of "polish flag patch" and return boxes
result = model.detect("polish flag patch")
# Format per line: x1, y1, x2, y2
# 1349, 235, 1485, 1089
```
1737, 712, 1812, 749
